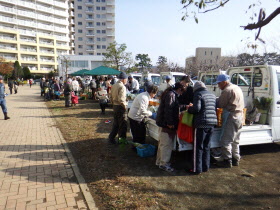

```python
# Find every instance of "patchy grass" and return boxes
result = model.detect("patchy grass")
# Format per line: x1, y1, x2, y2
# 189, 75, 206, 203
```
47, 99, 280, 209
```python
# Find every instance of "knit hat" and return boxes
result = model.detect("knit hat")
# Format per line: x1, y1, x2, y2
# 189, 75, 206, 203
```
193, 81, 206, 92
118, 72, 128, 79
215, 74, 230, 84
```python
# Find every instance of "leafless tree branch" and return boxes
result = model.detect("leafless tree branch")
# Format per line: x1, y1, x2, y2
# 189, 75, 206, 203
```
199, 0, 230, 13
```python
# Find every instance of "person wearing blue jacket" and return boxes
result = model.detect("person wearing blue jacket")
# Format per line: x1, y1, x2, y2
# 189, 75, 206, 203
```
0, 76, 10, 120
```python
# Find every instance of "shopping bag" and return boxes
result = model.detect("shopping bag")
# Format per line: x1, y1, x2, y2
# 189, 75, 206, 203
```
177, 115, 194, 143
181, 111, 194, 127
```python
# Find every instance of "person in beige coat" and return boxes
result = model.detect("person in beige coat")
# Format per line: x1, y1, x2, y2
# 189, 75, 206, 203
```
108, 72, 128, 144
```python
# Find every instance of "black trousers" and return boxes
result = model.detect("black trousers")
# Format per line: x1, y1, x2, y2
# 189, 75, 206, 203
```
129, 117, 146, 144
193, 127, 214, 173
109, 105, 127, 141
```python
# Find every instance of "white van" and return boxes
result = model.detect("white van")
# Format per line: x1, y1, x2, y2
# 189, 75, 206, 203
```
158, 72, 192, 91
129, 73, 142, 83
140, 72, 161, 86
147, 65, 280, 151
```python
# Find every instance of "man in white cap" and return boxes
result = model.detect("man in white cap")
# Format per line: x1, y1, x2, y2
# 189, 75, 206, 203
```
216, 74, 244, 168
108, 72, 128, 144
0, 76, 10, 120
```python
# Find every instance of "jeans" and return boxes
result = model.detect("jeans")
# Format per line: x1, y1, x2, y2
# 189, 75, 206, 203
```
0, 98, 7, 113
193, 127, 214, 173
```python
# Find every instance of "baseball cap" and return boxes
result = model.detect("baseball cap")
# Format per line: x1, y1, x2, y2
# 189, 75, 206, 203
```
165, 75, 171, 80
215, 74, 230, 84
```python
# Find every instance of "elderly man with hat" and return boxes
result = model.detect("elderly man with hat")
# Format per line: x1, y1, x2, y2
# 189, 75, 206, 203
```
0, 75, 10, 120
216, 74, 244, 168
108, 72, 128, 144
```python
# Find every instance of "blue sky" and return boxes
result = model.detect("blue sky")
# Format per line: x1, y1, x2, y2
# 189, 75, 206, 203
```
115, 0, 280, 66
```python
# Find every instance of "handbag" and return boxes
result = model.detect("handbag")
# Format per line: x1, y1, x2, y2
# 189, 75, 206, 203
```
181, 111, 194, 127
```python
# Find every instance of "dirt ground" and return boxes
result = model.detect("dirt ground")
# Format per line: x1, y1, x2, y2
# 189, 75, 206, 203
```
47, 98, 280, 209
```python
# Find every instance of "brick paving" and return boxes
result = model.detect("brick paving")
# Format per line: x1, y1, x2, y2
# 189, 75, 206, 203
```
0, 85, 89, 210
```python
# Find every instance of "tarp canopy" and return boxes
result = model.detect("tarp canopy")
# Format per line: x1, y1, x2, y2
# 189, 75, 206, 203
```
84, 66, 121, 76
70, 69, 89, 76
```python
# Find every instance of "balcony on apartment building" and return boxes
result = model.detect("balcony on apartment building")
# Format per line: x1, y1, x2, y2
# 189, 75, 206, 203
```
40, 50, 54, 54
86, 48, 94, 52
20, 47, 37, 53
86, 41, 94, 44
38, 23, 54, 31
0, 44, 17, 51
37, 5, 54, 14
0, 34, 16, 41
55, 36, 69, 42
86, 17, 94, 21
39, 41, 54, 46
106, 9, 114, 14
20, 38, 36, 43
0, 55, 17, 61
53, 1, 67, 8
40, 67, 54, 71
18, 10, 36, 19
18, 20, 37, 28
54, 26, 68, 33
23, 65, 38, 71
17, 1, 36, 9
37, 0, 54, 5
0, 25, 16, 32
85, 9, 94, 13
86, 33, 95, 36
40, 58, 55, 63
86, 24, 94, 29
54, 9, 68, 17
19, 29, 37, 37
21, 56, 37, 62
37, 14, 54, 23
0, 15, 16, 24
0, 5, 15, 15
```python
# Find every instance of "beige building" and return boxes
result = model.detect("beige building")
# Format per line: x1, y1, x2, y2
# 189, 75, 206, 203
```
69, 0, 115, 56
0, 0, 70, 74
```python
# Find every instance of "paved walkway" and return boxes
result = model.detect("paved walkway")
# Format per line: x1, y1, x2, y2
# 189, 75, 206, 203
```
0, 85, 90, 210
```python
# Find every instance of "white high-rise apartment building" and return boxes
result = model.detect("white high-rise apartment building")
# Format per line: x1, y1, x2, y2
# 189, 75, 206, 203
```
69, 0, 115, 56
0, 0, 70, 74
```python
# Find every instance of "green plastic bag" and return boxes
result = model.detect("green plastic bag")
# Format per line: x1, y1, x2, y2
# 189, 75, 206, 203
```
182, 111, 194, 127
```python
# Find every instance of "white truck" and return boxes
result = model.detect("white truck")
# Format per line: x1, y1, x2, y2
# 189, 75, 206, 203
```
140, 72, 161, 86
146, 65, 280, 151
129, 73, 142, 83
158, 72, 187, 91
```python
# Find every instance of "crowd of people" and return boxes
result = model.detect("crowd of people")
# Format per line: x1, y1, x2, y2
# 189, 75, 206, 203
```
107, 71, 245, 175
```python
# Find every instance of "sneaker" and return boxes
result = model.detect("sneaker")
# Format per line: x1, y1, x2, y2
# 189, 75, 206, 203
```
159, 165, 175, 172
105, 120, 111, 123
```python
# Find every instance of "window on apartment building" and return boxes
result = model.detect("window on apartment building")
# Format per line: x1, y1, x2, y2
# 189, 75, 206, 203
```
97, 53, 101, 55
96, 0, 100, 2
88, 38, 93, 41
78, 0, 82, 1
211, 51, 213, 55
79, 53, 83, 55
101, 14, 106, 18
78, 37, 83, 41
102, 7, 106, 10
97, 45, 101, 49
96, 30, 101, 33
78, 45, 83, 48
78, 14, 82, 18
87, 6, 93, 11
102, 0, 106, 2
96, 14, 101, 18
217, 56, 219, 59
96, 6, 100, 10
88, 15, 93, 19
102, 22, 106, 26
89, 53, 93, 55
102, 30, 106, 34
102, 37, 106, 41
88, 30, 93, 34
78, 29, 83, 33
96, 37, 101, 41
102, 53, 106, 55
78, 22, 82, 25
71, 61, 88, 67
78, 6, 82, 9
96, 22, 100, 26
205, 51, 206, 55
102, 45, 106, 49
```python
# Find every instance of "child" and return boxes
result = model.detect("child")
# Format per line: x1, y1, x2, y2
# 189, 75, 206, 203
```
96, 89, 108, 114
71, 91, 79, 106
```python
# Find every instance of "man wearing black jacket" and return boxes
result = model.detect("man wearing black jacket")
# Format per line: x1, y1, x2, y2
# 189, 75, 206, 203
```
187, 81, 217, 175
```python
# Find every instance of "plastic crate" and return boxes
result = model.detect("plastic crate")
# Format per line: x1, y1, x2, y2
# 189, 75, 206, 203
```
136, 144, 156, 157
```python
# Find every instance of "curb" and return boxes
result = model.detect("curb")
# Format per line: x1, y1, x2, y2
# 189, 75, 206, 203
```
56, 125, 98, 210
